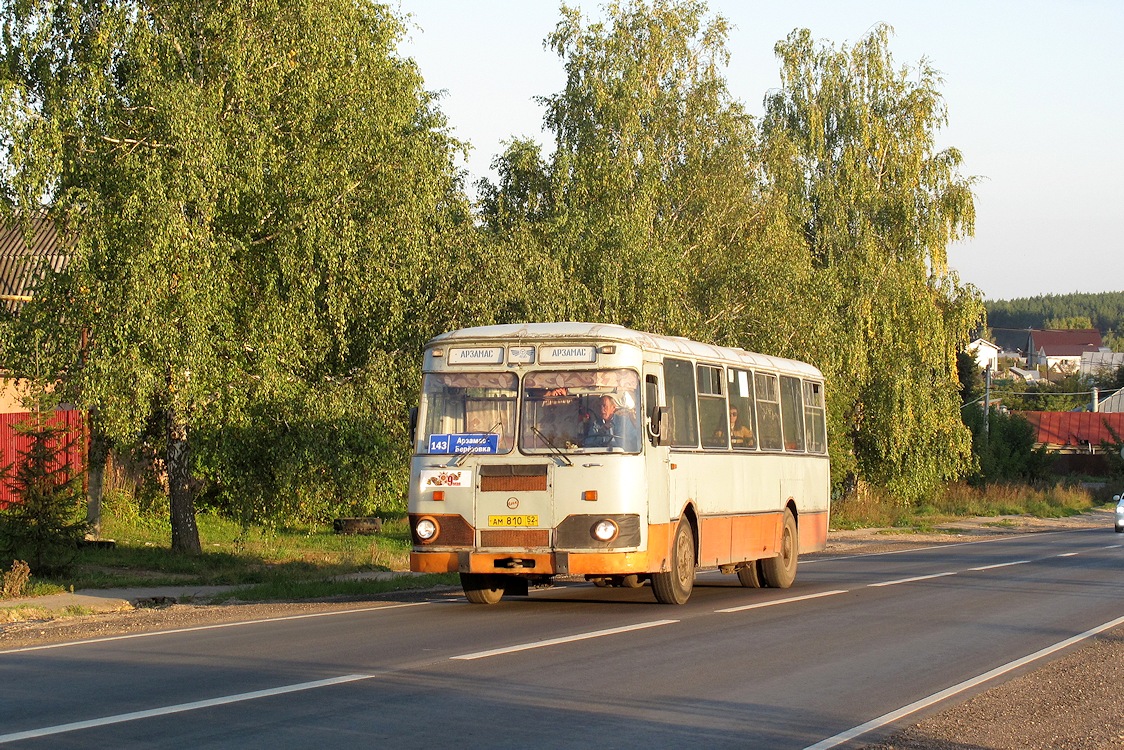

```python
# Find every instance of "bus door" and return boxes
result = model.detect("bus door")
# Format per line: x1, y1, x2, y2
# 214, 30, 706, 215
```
643, 367, 672, 530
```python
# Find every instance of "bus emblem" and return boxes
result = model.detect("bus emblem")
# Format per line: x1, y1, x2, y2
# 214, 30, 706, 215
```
507, 497, 519, 510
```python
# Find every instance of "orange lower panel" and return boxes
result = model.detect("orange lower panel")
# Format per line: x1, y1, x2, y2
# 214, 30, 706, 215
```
799, 510, 829, 552
698, 512, 782, 568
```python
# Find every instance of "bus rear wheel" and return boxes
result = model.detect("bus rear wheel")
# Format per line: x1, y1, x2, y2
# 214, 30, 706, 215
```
652, 521, 695, 605
736, 560, 763, 588
760, 509, 798, 589
461, 573, 505, 604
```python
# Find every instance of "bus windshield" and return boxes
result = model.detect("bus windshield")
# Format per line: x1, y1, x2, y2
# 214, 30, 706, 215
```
419, 372, 517, 455
520, 369, 641, 454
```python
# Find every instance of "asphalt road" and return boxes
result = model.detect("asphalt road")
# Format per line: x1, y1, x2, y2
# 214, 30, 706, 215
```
3, 528, 1122, 749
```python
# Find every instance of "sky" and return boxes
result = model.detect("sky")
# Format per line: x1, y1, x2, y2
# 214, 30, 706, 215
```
394, 1, 1123, 302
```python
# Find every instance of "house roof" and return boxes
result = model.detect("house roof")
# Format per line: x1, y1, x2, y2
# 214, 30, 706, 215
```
1008, 367, 1041, 382
1022, 411, 1124, 447
1028, 329, 1104, 358
0, 214, 71, 312
967, 338, 1000, 353
1098, 390, 1124, 413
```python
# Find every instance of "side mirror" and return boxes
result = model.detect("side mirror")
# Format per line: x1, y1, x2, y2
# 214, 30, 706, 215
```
409, 406, 419, 446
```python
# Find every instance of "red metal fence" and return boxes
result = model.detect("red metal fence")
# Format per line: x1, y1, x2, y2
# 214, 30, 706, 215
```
0, 409, 86, 505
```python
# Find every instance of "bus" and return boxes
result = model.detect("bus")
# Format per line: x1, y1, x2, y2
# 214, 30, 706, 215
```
408, 322, 829, 605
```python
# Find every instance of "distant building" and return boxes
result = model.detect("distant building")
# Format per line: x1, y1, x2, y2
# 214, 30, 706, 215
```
966, 339, 1000, 372
1007, 367, 1042, 383
1026, 329, 1104, 380
1080, 350, 1124, 378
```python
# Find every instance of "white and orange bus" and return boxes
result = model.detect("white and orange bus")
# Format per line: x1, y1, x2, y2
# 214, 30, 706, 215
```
408, 323, 829, 604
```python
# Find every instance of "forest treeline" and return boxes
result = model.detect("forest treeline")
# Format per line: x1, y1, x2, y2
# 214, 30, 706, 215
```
987, 292, 1124, 349
0, 1, 985, 551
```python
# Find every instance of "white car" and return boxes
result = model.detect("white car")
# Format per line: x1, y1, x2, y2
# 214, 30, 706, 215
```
1116, 494, 1124, 534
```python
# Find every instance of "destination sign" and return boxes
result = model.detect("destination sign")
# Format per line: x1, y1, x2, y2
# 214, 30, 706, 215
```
539, 345, 597, 364
428, 433, 500, 454
448, 347, 504, 365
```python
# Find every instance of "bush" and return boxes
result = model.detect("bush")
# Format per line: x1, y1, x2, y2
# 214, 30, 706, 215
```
0, 421, 88, 575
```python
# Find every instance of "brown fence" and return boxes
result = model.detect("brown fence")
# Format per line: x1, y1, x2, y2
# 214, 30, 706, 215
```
0, 409, 86, 505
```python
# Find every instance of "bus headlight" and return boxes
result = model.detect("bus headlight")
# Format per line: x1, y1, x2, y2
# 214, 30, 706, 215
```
415, 517, 439, 542
592, 519, 619, 542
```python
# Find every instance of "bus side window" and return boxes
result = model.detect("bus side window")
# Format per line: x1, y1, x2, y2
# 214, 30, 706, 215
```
728, 368, 756, 450
803, 380, 827, 453
755, 373, 783, 451
664, 358, 698, 448
698, 364, 727, 449
780, 375, 806, 452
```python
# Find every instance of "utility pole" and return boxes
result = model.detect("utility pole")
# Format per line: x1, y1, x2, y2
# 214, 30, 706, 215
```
983, 363, 991, 444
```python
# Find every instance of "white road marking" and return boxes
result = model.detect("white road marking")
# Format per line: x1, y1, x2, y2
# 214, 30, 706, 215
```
450, 619, 679, 660
716, 590, 849, 613
0, 674, 375, 744
968, 560, 1031, 570
868, 571, 957, 587
802, 612, 1124, 750
1055, 552, 1079, 558
0, 602, 428, 655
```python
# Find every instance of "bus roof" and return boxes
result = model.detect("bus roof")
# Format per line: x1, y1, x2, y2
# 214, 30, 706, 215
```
427, 322, 824, 380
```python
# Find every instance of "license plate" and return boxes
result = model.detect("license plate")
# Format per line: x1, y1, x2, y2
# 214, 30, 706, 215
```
488, 514, 539, 528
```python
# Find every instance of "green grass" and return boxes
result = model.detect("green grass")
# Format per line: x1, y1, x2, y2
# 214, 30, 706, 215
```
36, 510, 418, 593
830, 481, 1099, 532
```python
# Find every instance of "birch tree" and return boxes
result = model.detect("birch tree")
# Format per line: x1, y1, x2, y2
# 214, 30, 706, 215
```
0, 0, 464, 550
761, 26, 985, 499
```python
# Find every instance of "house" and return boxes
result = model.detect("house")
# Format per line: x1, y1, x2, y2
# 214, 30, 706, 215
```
1025, 329, 1105, 381
1, 215, 83, 506
965, 338, 1000, 372
1022, 411, 1124, 453
1021, 410, 1124, 477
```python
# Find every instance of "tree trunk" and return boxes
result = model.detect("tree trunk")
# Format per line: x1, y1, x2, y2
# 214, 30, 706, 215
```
167, 408, 201, 554
85, 411, 110, 537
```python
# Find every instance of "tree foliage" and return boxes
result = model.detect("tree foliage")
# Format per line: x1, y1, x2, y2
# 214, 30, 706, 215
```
0, 0, 467, 549
2, 0, 998, 539
760, 26, 984, 499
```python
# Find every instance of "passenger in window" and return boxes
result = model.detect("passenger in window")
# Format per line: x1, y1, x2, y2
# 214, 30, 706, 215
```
729, 406, 753, 447
583, 394, 637, 449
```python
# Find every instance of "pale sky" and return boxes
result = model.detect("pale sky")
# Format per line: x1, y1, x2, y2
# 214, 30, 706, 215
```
395, 1, 1123, 302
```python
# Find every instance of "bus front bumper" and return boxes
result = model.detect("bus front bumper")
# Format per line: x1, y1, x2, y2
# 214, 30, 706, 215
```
411, 549, 662, 577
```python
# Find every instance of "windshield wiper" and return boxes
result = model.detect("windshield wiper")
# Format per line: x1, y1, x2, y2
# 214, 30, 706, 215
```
531, 425, 573, 466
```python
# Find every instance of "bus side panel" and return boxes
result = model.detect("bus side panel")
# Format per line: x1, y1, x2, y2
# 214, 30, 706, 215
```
798, 510, 829, 552
699, 512, 783, 568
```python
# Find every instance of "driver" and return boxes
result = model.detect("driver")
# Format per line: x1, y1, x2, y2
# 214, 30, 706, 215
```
582, 394, 636, 449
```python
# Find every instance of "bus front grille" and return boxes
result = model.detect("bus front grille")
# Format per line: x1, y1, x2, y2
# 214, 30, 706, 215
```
480, 529, 551, 548
479, 464, 549, 492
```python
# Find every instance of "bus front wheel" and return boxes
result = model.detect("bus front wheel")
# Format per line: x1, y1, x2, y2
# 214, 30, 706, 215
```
652, 521, 695, 605
761, 509, 798, 589
461, 573, 505, 604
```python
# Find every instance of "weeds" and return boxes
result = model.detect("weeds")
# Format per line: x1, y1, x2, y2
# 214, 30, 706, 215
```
831, 481, 1097, 531
1, 560, 30, 598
